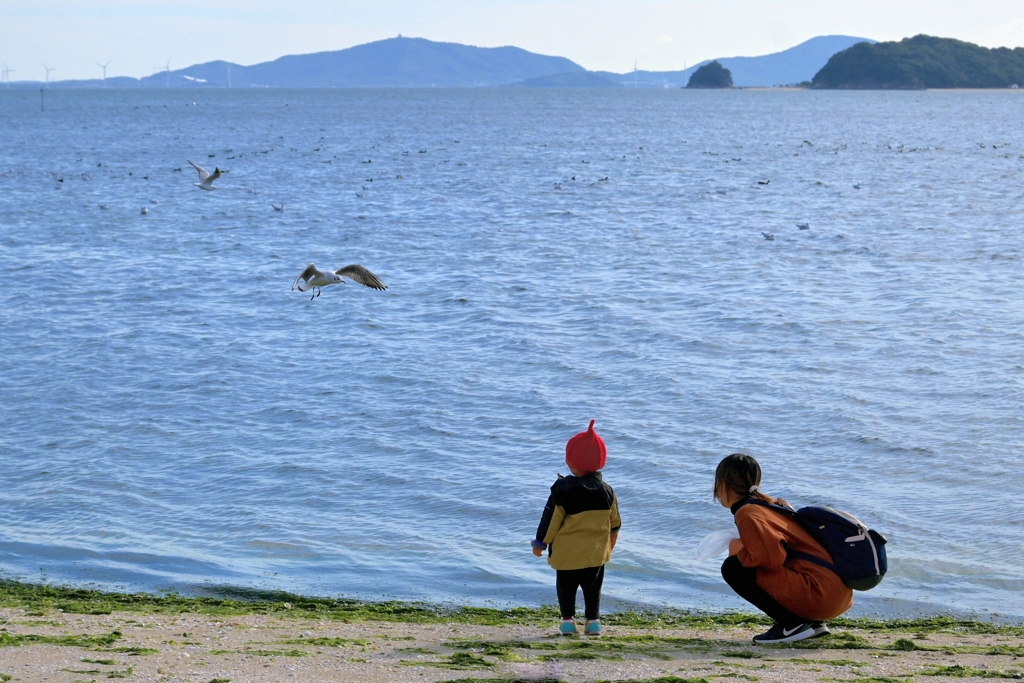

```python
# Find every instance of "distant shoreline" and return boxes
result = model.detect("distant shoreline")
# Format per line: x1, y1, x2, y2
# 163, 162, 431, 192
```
3, 85, 1022, 92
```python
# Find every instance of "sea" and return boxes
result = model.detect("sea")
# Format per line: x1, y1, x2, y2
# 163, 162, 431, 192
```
1, 88, 1022, 620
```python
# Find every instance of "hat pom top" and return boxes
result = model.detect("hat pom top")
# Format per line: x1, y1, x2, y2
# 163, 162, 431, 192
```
565, 419, 607, 473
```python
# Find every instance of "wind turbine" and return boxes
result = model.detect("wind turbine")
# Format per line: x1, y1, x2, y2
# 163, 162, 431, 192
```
2, 64, 13, 89
96, 61, 110, 87
42, 63, 55, 88
154, 59, 171, 88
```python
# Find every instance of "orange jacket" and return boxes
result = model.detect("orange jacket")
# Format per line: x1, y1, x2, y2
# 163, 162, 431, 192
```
734, 500, 853, 621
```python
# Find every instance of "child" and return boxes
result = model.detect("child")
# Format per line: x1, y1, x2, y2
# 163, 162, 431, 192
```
532, 420, 621, 635
714, 453, 853, 644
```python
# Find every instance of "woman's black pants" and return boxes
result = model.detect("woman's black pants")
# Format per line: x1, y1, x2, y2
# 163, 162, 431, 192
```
556, 565, 604, 620
721, 555, 805, 627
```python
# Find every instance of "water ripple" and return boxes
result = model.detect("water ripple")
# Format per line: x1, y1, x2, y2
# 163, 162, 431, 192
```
1, 88, 1022, 617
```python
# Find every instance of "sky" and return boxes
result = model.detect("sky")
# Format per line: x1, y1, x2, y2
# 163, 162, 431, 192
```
3, 0, 1024, 82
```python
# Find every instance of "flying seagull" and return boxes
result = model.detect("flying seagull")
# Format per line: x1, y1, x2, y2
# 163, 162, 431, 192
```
291, 263, 387, 300
188, 160, 221, 191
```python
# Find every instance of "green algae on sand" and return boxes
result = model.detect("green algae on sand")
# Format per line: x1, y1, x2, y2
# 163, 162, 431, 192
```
0, 630, 123, 648
2, 579, 1022, 636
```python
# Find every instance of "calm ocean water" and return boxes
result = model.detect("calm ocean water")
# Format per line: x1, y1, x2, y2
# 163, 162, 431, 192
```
1, 88, 1022, 619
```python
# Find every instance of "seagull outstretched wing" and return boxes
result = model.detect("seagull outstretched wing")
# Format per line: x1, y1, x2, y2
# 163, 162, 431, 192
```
188, 160, 209, 182
292, 263, 321, 291
334, 264, 387, 290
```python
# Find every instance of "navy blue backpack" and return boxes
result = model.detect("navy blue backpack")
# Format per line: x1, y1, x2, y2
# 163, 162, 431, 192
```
746, 499, 888, 591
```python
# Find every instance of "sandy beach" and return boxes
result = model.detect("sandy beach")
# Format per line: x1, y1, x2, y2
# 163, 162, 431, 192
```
1, 583, 1022, 683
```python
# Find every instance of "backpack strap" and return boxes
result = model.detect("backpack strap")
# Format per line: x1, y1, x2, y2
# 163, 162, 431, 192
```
785, 549, 838, 572
739, 497, 796, 516
738, 498, 839, 574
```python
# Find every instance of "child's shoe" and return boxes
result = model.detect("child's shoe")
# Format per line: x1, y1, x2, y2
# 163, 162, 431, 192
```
559, 619, 579, 635
584, 620, 602, 636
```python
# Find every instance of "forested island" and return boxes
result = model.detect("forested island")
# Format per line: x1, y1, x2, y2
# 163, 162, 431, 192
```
686, 61, 733, 88
812, 35, 1024, 89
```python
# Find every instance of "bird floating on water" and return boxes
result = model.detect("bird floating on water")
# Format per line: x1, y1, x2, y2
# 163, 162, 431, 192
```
271, 203, 285, 212
140, 206, 149, 215
188, 160, 221, 191
291, 263, 387, 301
796, 223, 810, 230
761, 232, 775, 241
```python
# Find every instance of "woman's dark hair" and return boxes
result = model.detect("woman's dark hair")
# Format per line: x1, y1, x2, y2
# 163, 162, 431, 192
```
714, 453, 774, 504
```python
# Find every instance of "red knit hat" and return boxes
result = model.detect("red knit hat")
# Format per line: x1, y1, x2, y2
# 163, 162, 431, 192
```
565, 419, 607, 473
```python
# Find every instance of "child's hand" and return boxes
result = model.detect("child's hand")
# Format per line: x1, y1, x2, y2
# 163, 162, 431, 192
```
532, 546, 543, 557
728, 538, 745, 556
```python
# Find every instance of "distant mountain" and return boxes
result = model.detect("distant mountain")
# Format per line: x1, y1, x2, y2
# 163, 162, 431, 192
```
505, 71, 623, 88
598, 35, 875, 88
16, 34, 875, 90
26, 37, 583, 89
812, 35, 1024, 89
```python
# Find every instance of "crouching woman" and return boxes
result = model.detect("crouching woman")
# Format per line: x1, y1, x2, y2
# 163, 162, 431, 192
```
715, 453, 853, 644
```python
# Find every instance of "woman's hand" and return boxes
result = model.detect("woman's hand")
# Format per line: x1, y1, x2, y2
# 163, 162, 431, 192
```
532, 546, 543, 557
728, 538, 745, 556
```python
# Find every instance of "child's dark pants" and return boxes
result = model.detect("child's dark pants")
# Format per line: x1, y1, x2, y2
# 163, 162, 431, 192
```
556, 565, 605, 620
721, 555, 806, 627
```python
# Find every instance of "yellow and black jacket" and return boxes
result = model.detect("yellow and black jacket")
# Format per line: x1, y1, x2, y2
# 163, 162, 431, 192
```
534, 472, 621, 570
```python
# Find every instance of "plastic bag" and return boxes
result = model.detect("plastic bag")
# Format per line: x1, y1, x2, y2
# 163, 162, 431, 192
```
696, 529, 738, 561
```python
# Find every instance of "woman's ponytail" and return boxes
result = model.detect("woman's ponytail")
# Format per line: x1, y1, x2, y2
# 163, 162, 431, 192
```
714, 454, 776, 504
